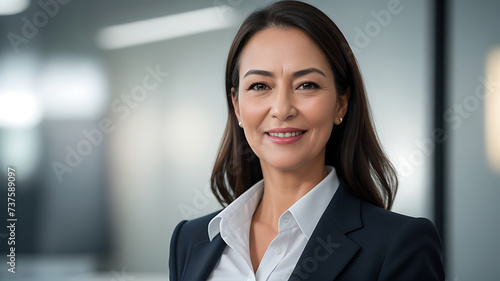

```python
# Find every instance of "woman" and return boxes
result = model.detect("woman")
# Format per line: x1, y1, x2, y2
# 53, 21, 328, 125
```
169, 1, 445, 280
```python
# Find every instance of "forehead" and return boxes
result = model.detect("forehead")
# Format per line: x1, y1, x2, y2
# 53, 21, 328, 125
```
238, 27, 332, 77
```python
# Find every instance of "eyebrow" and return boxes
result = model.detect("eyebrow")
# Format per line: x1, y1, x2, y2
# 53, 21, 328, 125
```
243, 68, 327, 78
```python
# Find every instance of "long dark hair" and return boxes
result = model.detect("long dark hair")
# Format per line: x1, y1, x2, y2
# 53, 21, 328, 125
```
210, 0, 398, 210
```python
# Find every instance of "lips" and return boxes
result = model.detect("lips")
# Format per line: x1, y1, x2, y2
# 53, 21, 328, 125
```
265, 127, 307, 144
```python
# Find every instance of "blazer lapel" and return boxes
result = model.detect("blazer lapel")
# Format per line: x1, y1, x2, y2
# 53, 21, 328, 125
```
182, 234, 226, 281
289, 180, 363, 281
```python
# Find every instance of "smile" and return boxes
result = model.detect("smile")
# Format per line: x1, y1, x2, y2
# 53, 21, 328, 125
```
266, 131, 305, 137
265, 130, 306, 144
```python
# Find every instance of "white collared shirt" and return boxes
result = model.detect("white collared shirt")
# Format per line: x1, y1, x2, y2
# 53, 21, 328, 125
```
207, 165, 340, 281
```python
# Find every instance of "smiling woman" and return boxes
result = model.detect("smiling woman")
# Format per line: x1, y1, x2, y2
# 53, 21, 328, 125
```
169, 1, 445, 281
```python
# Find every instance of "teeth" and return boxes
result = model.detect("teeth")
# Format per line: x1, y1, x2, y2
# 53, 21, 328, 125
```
268, 131, 304, 137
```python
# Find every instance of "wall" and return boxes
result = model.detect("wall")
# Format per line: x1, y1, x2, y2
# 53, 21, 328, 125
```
448, 0, 500, 280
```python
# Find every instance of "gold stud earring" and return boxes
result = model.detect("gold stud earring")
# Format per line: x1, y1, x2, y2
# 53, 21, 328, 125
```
339, 117, 343, 123
239, 121, 242, 127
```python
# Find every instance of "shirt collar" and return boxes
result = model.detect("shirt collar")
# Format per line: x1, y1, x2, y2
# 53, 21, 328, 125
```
207, 165, 339, 241
208, 179, 264, 241
288, 165, 339, 239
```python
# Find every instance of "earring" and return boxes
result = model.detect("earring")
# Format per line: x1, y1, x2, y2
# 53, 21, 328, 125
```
239, 121, 242, 127
339, 117, 343, 123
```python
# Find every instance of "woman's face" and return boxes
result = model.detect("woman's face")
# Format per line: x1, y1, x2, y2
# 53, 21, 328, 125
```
232, 27, 348, 171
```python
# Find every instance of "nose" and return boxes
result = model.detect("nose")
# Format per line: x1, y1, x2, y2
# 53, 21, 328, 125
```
271, 84, 297, 121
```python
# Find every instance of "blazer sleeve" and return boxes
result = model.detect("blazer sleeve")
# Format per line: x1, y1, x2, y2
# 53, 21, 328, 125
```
169, 220, 187, 281
378, 217, 445, 281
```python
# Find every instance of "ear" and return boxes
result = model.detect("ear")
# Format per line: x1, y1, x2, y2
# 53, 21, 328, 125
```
335, 87, 350, 125
231, 87, 242, 125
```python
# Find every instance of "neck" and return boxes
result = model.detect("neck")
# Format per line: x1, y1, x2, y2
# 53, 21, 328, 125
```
253, 159, 328, 230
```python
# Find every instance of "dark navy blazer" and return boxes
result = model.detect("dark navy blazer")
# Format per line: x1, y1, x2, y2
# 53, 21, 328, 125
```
169, 180, 445, 281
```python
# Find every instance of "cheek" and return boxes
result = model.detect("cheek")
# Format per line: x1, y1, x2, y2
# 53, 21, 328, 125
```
239, 97, 268, 129
301, 96, 337, 127
238, 98, 269, 158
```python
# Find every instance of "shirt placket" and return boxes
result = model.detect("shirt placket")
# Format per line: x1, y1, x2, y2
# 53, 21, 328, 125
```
255, 212, 295, 281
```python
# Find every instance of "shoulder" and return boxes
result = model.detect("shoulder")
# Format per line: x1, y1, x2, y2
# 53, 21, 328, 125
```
358, 198, 442, 245
350, 193, 442, 248
335, 183, 439, 236
352, 197, 445, 280
372, 209, 445, 279
360, 199, 434, 232
169, 210, 222, 281
171, 210, 222, 245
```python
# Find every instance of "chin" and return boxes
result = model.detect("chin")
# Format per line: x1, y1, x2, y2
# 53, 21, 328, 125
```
260, 155, 306, 171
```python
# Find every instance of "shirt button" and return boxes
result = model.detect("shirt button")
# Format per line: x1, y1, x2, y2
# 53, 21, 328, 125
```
275, 247, 283, 255
283, 218, 289, 224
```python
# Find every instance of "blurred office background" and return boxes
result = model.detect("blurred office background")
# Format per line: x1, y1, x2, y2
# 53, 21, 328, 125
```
0, 0, 498, 280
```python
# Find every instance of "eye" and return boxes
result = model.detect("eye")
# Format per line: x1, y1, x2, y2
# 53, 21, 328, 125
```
297, 82, 320, 90
248, 83, 269, 91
